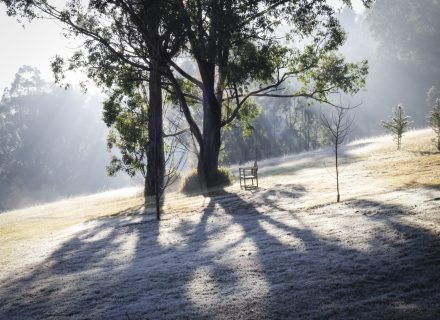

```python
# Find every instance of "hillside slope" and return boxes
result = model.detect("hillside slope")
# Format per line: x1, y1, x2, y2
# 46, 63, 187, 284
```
0, 128, 439, 319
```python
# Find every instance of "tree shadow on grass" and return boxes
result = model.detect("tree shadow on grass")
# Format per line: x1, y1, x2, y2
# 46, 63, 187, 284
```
0, 205, 164, 319
202, 191, 440, 319
1, 190, 440, 319
336, 198, 440, 318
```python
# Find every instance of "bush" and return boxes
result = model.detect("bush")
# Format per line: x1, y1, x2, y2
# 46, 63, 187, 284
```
181, 167, 233, 194
213, 167, 234, 187
427, 98, 440, 151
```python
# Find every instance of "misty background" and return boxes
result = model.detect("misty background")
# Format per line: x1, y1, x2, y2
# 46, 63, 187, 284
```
1, 1, 439, 212
0, 66, 134, 211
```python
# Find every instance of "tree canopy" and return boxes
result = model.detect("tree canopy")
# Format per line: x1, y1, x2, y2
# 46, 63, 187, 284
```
2, 0, 373, 188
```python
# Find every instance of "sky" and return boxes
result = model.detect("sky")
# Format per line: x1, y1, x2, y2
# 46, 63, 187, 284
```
0, 1, 366, 94
0, 4, 75, 93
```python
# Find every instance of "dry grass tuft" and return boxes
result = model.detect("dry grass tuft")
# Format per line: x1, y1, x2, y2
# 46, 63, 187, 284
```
365, 129, 440, 189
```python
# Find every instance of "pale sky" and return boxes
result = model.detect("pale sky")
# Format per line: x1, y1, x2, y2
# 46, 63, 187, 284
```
0, 1, 366, 95
0, 4, 76, 93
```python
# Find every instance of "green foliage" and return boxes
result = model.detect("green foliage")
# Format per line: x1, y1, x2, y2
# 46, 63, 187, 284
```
427, 98, 440, 150
166, 78, 201, 109
181, 167, 232, 194
227, 42, 288, 86
221, 98, 330, 165
104, 88, 149, 178
218, 2, 371, 128
296, 50, 369, 101
381, 104, 412, 150
224, 98, 261, 138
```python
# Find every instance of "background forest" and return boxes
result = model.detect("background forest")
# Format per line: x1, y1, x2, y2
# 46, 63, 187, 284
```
0, 67, 132, 211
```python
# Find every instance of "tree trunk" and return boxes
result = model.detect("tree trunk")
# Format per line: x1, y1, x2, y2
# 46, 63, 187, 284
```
336, 145, 340, 203
197, 64, 222, 189
198, 92, 222, 188
144, 176, 149, 208
145, 58, 165, 204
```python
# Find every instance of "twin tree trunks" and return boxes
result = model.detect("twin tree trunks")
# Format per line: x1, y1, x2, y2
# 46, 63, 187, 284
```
146, 43, 224, 202
145, 58, 223, 208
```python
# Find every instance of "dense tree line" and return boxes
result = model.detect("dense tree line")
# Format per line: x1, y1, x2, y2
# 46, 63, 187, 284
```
221, 99, 330, 165
362, 0, 440, 128
367, 0, 440, 77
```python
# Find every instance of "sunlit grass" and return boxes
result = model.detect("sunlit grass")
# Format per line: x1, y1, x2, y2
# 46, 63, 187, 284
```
365, 129, 440, 189
0, 189, 144, 260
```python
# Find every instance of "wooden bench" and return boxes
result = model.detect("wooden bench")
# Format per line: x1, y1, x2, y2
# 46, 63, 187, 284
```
239, 162, 258, 190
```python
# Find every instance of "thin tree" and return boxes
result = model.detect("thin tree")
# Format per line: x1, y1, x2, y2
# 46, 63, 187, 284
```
381, 104, 412, 150
321, 106, 355, 203
427, 98, 440, 151
154, 107, 187, 220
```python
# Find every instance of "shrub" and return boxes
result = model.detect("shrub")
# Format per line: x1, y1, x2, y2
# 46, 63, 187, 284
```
214, 167, 234, 187
181, 167, 232, 194
427, 98, 440, 151
381, 104, 412, 150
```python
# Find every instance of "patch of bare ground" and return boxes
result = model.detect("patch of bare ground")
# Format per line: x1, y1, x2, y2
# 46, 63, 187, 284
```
0, 128, 439, 319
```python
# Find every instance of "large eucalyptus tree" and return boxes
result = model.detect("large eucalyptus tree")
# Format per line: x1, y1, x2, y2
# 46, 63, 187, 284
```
2, 0, 373, 190
2, 0, 186, 212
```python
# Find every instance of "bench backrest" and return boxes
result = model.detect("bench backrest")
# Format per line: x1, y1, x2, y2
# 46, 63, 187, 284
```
239, 167, 258, 175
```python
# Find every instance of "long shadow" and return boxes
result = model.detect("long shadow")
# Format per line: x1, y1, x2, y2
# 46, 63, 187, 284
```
207, 191, 440, 319
347, 198, 440, 315
0, 201, 225, 319
0, 206, 170, 319
1, 189, 440, 319
0, 208, 148, 319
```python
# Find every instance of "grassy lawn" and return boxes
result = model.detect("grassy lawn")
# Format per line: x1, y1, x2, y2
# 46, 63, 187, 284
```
0, 128, 439, 319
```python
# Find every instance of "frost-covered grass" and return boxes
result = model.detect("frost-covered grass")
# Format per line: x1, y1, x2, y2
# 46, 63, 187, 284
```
0, 128, 439, 319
